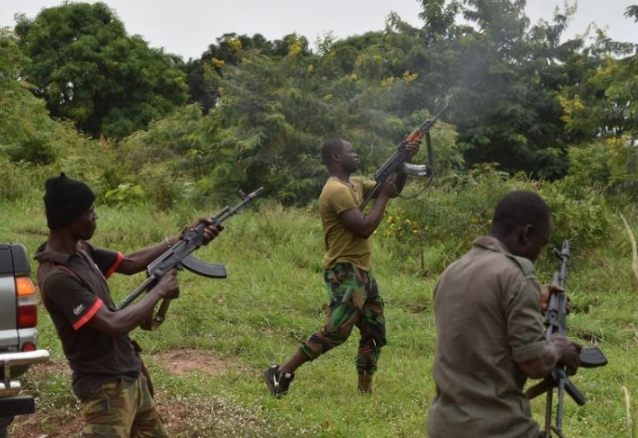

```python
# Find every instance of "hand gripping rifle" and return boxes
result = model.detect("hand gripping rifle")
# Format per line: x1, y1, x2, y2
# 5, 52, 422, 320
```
360, 104, 448, 211
525, 240, 607, 438
117, 187, 264, 330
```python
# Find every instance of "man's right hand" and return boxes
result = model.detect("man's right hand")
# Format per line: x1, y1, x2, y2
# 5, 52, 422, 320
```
540, 284, 572, 314
550, 333, 581, 375
379, 174, 400, 199
156, 269, 179, 300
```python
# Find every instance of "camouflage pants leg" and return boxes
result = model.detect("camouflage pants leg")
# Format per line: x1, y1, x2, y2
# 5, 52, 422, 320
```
299, 263, 386, 374
82, 375, 168, 438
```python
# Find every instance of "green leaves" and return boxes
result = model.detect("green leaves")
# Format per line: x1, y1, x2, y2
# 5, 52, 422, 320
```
105, 183, 144, 206
14, 2, 187, 139
2, 0, 638, 209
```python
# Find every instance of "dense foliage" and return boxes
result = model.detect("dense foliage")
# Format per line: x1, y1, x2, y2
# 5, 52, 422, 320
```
13, 2, 188, 138
1, 0, 637, 206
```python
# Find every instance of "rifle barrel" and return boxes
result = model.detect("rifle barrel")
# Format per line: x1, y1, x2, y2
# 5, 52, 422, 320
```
417, 104, 449, 133
214, 187, 264, 224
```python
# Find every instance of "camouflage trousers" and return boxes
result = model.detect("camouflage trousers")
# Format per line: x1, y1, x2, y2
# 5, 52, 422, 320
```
299, 263, 387, 374
82, 374, 168, 438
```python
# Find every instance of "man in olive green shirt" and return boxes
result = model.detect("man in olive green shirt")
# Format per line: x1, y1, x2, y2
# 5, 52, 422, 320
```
427, 191, 581, 438
264, 137, 419, 397
319, 175, 376, 271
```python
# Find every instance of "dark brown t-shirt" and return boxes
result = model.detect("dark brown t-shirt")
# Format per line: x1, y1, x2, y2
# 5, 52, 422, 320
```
35, 241, 141, 400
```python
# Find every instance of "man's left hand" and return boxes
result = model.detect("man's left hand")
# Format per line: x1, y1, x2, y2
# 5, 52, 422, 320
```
540, 284, 571, 314
404, 139, 421, 159
186, 217, 223, 245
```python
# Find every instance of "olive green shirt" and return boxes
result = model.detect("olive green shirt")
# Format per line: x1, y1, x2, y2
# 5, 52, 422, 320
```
319, 176, 375, 271
427, 236, 547, 438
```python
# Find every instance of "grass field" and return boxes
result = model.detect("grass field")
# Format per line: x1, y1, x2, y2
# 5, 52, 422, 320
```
3, 196, 637, 438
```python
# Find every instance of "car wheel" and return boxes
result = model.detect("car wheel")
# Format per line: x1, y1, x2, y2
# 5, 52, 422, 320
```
0, 415, 14, 438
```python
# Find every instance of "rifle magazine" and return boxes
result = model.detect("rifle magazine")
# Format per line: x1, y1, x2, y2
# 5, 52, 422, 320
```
180, 255, 227, 278
579, 346, 608, 368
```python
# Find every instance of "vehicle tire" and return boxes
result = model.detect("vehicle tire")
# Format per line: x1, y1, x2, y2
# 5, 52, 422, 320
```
0, 415, 14, 438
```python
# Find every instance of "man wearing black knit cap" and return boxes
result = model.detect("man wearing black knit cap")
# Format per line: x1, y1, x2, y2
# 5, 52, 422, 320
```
35, 173, 223, 438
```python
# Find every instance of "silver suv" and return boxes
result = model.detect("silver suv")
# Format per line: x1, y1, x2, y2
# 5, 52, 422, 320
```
0, 244, 49, 437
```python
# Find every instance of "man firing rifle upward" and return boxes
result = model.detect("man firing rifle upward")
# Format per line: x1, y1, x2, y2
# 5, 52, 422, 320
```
264, 137, 419, 397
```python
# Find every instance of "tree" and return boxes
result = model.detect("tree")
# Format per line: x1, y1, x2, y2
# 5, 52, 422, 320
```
557, 14, 637, 142
397, 0, 607, 178
0, 29, 120, 199
214, 50, 328, 205
0, 28, 56, 164
14, 2, 188, 138
626, 5, 638, 22
185, 33, 311, 113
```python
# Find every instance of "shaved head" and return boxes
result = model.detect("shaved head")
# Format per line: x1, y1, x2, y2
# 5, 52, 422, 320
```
489, 190, 553, 261
321, 138, 346, 165
492, 190, 552, 236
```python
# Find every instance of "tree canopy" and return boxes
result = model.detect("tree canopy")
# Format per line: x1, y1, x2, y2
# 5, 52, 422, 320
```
14, 2, 188, 138
1, 0, 636, 205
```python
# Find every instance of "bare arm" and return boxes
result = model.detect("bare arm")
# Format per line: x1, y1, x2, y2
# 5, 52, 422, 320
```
85, 270, 178, 337
340, 194, 391, 239
116, 218, 223, 275
116, 240, 174, 275
340, 172, 404, 238
393, 171, 408, 194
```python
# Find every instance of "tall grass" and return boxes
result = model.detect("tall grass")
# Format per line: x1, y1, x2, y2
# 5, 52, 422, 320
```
5, 195, 638, 438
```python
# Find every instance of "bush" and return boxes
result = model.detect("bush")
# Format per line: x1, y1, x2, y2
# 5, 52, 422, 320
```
565, 138, 638, 202
104, 183, 145, 206
0, 157, 40, 201
137, 163, 186, 210
380, 164, 613, 276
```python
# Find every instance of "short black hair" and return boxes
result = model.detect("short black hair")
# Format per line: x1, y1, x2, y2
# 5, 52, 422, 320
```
321, 138, 346, 165
491, 190, 551, 235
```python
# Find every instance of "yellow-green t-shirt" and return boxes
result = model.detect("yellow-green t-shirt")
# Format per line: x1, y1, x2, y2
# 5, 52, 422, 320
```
319, 176, 376, 271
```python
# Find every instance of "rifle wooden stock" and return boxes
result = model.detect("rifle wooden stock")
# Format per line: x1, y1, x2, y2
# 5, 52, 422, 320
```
360, 105, 447, 211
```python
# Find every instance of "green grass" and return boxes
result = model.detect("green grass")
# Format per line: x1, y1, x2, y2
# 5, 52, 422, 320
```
5, 199, 638, 437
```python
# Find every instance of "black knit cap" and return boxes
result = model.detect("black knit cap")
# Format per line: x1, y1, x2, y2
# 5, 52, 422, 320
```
44, 173, 96, 230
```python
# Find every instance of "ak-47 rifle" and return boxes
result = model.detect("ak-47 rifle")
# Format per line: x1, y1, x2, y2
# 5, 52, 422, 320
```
360, 104, 448, 211
117, 187, 264, 330
525, 240, 608, 438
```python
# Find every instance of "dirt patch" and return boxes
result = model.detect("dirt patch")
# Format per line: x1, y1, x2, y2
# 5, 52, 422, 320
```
153, 394, 289, 438
11, 393, 284, 438
153, 348, 246, 377
10, 413, 83, 438
26, 358, 71, 381
9, 358, 81, 438
8, 351, 262, 438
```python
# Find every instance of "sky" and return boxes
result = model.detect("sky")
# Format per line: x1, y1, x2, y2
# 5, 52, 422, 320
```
1, 0, 637, 60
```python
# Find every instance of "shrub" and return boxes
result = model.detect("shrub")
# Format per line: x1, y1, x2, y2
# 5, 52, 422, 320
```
0, 157, 40, 201
380, 165, 613, 276
565, 138, 638, 202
